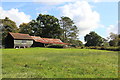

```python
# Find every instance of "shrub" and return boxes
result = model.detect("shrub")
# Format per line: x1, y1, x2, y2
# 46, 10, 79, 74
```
85, 46, 119, 51
47, 44, 64, 48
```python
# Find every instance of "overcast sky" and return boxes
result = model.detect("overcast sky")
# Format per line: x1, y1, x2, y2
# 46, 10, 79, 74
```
0, 0, 118, 42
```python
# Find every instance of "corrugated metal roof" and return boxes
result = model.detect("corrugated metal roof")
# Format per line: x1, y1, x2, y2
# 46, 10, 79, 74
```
8, 32, 69, 45
31, 36, 68, 45
42, 38, 68, 45
31, 36, 49, 44
9, 32, 33, 40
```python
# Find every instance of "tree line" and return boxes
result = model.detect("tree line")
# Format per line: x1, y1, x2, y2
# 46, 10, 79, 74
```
0, 14, 119, 47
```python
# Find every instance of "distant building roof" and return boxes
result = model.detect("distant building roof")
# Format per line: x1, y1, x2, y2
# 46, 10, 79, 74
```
9, 32, 33, 40
31, 36, 49, 44
31, 36, 69, 45
42, 38, 68, 45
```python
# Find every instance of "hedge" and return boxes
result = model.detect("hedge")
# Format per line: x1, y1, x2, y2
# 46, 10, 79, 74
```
84, 46, 120, 51
47, 44, 64, 48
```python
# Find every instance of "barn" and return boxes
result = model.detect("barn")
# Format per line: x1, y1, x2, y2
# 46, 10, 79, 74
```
5, 32, 69, 48
31, 36, 47, 47
31, 36, 68, 47
5, 32, 33, 48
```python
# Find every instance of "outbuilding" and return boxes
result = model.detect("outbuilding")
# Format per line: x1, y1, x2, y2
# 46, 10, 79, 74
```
5, 32, 33, 48
31, 36, 68, 47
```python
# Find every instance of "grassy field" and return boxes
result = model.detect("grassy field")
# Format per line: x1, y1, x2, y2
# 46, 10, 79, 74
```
2, 48, 118, 78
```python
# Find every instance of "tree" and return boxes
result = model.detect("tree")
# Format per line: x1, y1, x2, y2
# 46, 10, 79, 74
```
36, 14, 62, 38
60, 16, 79, 43
102, 38, 109, 47
109, 39, 118, 46
19, 14, 62, 38
118, 34, 120, 46
0, 17, 18, 45
84, 31, 103, 46
69, 39, 83, 47
109, 32, 118, 40
19, 20, 42, 36
108, 32, 118, 46
19, 23, 33, 35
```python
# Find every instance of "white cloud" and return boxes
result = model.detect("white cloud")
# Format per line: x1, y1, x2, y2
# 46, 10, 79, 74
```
106, 24, 118, 35
59, 1, 101, 37
0, 7, 31, 27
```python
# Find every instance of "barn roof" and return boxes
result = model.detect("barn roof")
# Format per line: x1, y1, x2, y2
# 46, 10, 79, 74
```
9, 32, 33, 40
31, 36, 49, 44
31, 36, 69, 45
42, 38, 68, 45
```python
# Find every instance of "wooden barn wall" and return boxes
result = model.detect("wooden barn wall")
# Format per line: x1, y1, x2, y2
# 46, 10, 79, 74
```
5, 33, 14, 48
14, 40, 33, 47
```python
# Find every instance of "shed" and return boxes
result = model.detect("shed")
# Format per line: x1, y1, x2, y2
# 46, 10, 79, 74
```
31, 36, 69, 47
5, 32, 33, 48
31, 36, 47, 47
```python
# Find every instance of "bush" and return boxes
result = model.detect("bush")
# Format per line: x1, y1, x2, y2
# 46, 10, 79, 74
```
47, 44, 64, 48
85, 46, 119, 51
105, 47, 119, 51
69, 45, 76, 48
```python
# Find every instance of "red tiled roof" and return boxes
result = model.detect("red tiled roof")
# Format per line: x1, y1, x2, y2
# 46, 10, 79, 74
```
9, 32, 33, 40
31, 36, 69, 45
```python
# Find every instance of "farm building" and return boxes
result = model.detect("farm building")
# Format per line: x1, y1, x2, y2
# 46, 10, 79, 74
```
5, 32, 69, 48
31, 36, 46, 47
5, 32, 33, 48
31, 36, 69, 47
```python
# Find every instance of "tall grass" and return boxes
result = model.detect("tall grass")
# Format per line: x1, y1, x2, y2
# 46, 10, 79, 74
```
2, 48, 118, 78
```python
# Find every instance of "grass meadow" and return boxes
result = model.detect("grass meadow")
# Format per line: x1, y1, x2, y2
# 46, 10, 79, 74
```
2, 48, 118, 78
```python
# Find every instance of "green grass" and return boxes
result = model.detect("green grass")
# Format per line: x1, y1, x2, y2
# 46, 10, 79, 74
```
2, 48, 118, 78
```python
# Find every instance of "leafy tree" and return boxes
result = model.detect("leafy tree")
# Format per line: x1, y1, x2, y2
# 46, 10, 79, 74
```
36, 14, 62, 38
69, 39, 83, 47
19, 14, 62, 38
60, 16, 79, 43
84, 31, 103, 46
29, 20, 42, 36
109, 39, 118, 46
0, 17, 18, 45
102, 38, 109, 47
19, 20, 42, 36
118, 34, 120, 46
108, 32, 118, 46
109, 32, 118, 40
19, 23, 33, 35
